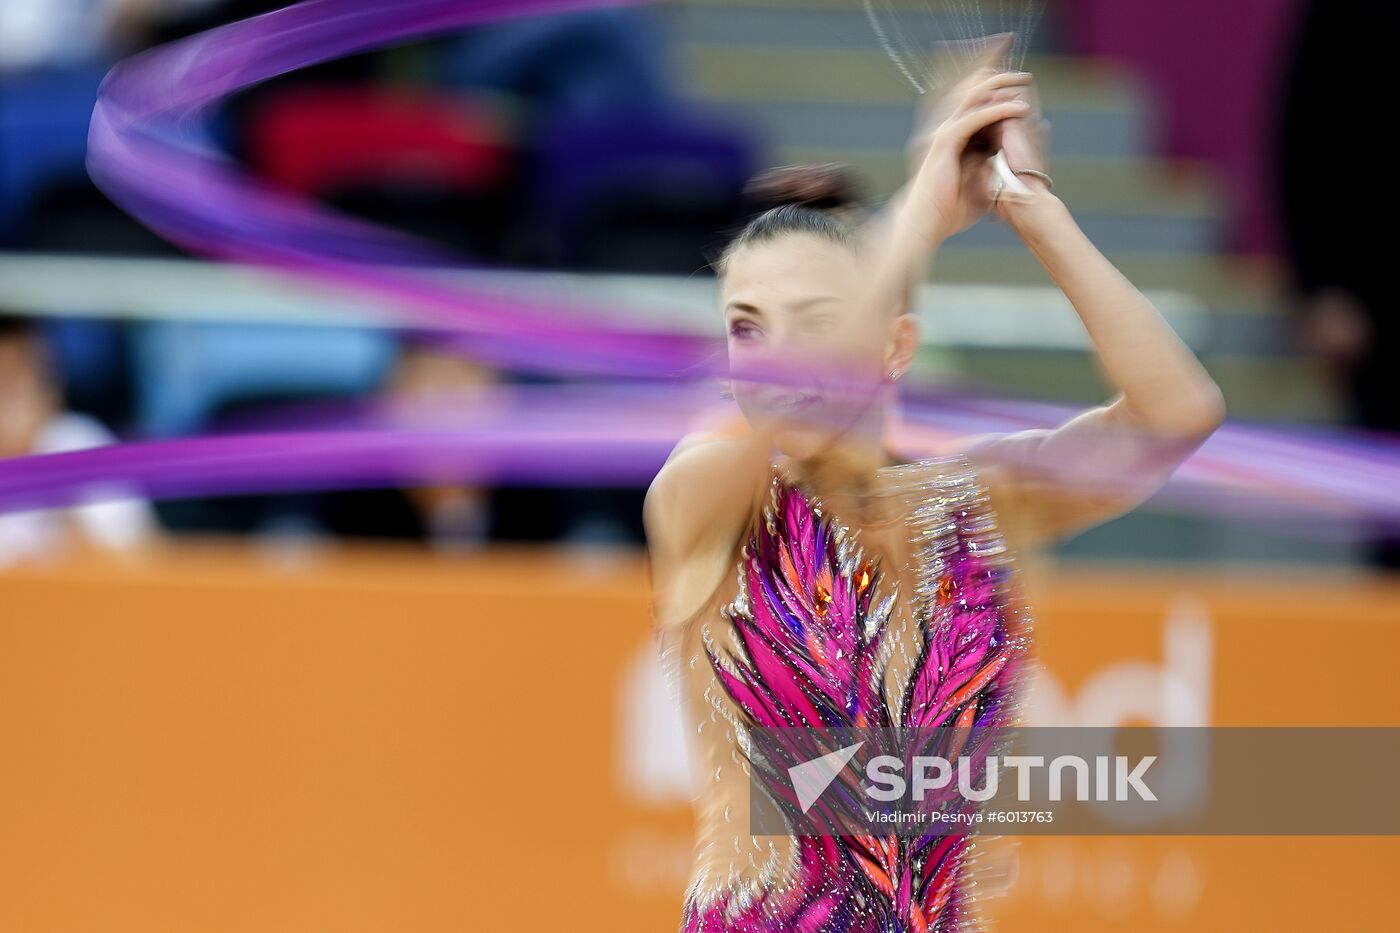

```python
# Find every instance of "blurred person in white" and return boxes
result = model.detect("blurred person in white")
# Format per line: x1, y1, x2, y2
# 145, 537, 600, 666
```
0, 314, 157, 566
0, 0, 225, 70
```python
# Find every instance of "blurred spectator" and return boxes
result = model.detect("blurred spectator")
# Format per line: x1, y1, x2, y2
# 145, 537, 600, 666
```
428, 7, 673, 122
316, 337, 567, 548
1275, 0, 1400, 569
426, 6, 753, 272
0, 0, 213, 248
0, 314, 158, 565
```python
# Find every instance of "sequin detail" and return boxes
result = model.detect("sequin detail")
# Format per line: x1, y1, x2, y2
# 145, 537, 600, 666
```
677, 455, 1034, 932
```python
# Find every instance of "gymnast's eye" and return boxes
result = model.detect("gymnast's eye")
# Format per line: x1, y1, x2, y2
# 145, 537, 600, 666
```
729, 320, 761, 340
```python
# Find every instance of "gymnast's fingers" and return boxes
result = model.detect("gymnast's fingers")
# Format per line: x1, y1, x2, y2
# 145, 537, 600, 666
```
955, 71, 1035, 114
945, 98, 1032, 147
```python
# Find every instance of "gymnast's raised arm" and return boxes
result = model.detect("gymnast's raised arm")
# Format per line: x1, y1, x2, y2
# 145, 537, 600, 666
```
859, 43, 1225, 548
949, 75, 1226, 547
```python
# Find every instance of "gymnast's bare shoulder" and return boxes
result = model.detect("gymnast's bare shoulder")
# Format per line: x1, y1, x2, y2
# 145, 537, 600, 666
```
643, 425, 770, 633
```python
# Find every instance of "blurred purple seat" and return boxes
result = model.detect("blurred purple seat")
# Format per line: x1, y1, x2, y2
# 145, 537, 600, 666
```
0, 66, 107, 241
526, 103, 757, 270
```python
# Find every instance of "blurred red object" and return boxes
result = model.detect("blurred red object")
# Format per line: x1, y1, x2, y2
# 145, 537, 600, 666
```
247, 86, 513, 196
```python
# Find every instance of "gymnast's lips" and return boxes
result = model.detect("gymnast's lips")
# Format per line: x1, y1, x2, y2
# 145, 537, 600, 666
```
764, 391, 823, 413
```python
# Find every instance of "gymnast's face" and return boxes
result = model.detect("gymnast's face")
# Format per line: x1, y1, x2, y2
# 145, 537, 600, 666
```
720, 232, 893, 458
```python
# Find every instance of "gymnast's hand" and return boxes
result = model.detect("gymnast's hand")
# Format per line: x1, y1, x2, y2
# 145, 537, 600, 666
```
990, 75, 1053, 223
906, 38, 1034, 240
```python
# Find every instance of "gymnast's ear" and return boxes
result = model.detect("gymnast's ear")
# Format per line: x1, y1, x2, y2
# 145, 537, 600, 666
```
885, 310, 919, 377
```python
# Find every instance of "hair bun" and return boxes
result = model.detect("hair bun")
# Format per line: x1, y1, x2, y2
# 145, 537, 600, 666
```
743, 162, 864, 213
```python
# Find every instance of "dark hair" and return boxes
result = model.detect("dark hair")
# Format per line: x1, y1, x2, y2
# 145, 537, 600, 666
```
710, 163, 866, 275
0, 313, 38, 340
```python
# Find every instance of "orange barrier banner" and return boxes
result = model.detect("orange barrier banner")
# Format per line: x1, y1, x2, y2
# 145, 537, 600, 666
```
1, 542, 1397, 931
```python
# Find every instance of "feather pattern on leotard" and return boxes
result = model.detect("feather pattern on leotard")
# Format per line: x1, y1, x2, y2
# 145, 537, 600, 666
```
684, 456, 1032, 933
